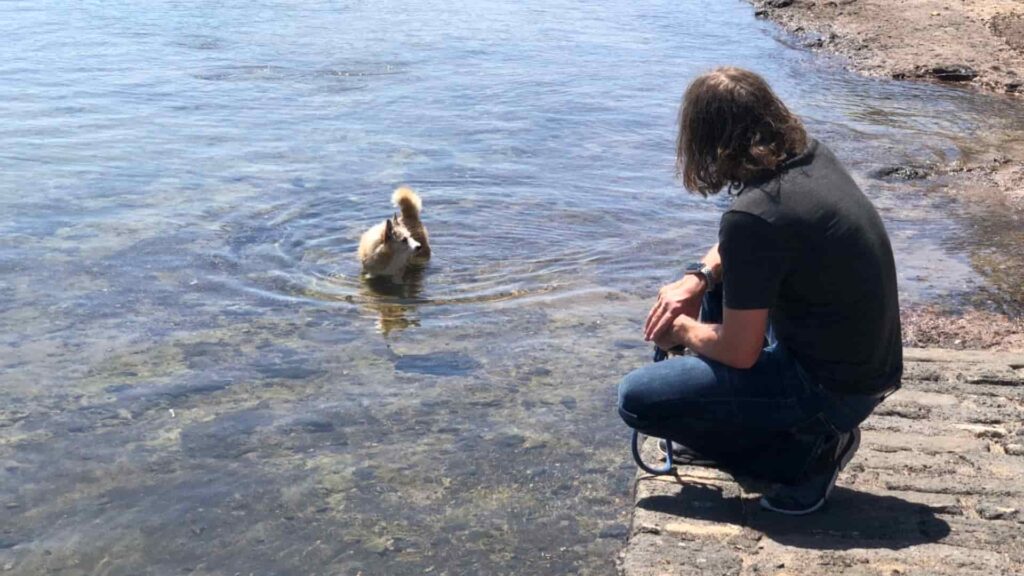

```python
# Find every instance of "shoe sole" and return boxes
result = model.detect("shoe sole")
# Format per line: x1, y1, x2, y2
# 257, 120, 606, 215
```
759, 428, 861, 516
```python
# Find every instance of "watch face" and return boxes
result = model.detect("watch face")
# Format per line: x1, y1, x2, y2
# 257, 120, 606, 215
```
685, 262, 703, 273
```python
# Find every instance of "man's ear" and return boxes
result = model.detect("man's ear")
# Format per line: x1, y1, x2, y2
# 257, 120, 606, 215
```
382, 219, 394, 242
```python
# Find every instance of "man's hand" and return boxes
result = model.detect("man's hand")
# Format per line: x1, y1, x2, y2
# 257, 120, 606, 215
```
652, 317, 685, 352
643, 275, 706, 342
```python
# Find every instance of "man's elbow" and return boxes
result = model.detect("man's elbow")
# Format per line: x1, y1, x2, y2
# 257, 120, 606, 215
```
729, 347, 762, 370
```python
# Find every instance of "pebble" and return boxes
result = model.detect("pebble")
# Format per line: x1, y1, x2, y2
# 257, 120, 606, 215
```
976, 503, 1018, 520
872, 165, 931, 181
956, 424, 1008, 438
636, 523, 661, 535
1005, 443, 1024, 456
599, 524, 630, 539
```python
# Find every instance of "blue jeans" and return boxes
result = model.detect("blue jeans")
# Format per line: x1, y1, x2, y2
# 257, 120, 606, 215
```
618, 285, 883, 484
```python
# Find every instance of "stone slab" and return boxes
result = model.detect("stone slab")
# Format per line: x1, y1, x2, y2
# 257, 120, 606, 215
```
620, 348, 1024, 575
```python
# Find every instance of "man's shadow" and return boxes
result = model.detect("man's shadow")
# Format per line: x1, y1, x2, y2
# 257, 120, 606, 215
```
638, 481, 950, 550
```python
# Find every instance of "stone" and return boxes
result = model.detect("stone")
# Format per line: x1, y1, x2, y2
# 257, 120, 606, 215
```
636, 523, 661, 535
930, 65, 979, 82
1005, 443, 1024, 456
598, 524, 630, 539
870, 165, 931, 181
976, 503, 1018, 520
663, 521, 742, 539
956, 424, 1008, 438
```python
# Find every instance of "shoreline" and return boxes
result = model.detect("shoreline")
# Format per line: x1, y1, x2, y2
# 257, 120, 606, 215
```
748, 0, 1024, 96
750, 0, 1024, 200
619, 8, 1024, 572
749, 0, 1024, 208
748, 0, 1024, 350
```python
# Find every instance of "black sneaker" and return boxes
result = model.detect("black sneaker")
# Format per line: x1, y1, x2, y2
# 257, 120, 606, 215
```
759, 427, 861, 516
656, 438, 720, 468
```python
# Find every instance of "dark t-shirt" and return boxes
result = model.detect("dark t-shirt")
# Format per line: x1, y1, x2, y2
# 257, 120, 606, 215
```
719, 139, 902, 395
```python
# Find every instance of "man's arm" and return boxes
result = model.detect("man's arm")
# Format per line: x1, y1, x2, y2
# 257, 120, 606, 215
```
657, 307, 768, 369
643, 243, 723, 341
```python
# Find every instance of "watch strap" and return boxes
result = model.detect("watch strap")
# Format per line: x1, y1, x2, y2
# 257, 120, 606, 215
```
684, 262, 716, 287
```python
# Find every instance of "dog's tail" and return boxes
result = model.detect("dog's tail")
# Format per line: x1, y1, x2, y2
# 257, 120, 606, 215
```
391, 186, 422, 221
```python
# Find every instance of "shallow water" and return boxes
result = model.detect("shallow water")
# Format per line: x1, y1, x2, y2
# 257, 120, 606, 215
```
2, 0, 1024, 574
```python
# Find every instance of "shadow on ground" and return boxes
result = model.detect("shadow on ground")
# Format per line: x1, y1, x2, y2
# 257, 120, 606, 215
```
638, 483, 951, 550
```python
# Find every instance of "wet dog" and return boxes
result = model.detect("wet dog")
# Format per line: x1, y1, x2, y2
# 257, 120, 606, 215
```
358, 186, 431, 278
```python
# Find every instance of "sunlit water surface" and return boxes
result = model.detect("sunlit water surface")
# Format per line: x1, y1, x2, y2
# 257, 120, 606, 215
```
2, 1, 1024, 574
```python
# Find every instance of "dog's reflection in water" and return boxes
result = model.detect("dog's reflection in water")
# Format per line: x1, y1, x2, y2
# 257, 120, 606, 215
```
360, 265, 426, 336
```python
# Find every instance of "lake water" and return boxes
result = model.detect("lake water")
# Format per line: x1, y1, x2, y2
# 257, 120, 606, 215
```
2, 0, 1023, 574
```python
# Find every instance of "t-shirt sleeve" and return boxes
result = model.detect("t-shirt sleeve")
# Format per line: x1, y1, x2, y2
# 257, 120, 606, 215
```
718, 211, 791, 310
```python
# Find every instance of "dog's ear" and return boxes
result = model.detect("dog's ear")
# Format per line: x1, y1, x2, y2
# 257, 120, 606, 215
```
382, 218, 394, 242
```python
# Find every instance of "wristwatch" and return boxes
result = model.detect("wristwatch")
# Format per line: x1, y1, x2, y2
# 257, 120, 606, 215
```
684, 262, 716, 287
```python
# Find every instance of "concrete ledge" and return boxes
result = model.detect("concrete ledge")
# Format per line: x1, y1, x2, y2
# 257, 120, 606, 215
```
620, 348, 1024, 575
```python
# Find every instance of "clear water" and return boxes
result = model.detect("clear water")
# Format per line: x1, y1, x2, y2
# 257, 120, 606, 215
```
2, 0, 1023, 574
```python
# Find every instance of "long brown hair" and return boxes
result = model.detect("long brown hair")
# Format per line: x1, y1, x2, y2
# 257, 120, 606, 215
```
677, 67, 807, 195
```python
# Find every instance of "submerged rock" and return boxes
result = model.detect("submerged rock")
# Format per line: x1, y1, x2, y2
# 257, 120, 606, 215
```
393, 352, 481, 376
598, 524, 630, 539
180, 409, 273, 459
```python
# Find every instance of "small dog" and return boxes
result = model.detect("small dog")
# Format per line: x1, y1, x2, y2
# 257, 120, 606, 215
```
358, 186, 431, 278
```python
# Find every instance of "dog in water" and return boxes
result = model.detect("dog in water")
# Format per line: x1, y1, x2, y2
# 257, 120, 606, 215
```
358, 186, 431, 278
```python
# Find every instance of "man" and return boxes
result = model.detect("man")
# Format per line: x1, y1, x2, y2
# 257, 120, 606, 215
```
617, 67, 902, 515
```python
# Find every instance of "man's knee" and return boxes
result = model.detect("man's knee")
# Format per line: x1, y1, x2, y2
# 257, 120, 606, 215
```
617, 356, 719, 430
617, 367, 654, 428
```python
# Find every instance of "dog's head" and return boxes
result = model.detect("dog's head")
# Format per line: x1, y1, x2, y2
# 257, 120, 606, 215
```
381, 214, 423, 260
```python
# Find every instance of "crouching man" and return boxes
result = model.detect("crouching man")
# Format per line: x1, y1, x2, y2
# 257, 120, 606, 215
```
618, 67, 902, 515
